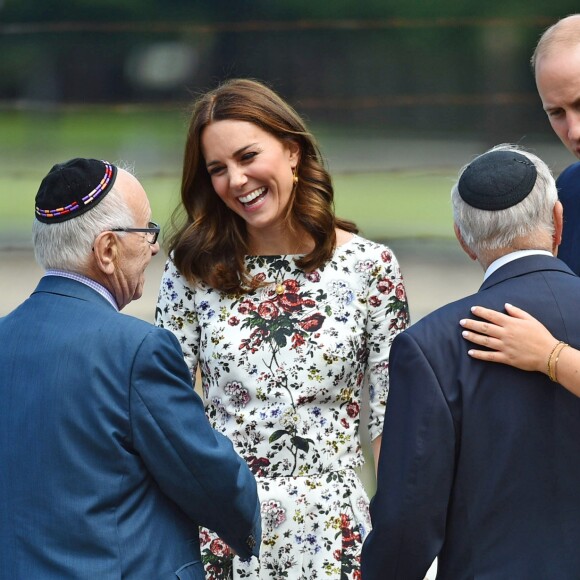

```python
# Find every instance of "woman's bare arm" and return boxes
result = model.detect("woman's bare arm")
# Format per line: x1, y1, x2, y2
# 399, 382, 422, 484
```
372, 435, 382, 477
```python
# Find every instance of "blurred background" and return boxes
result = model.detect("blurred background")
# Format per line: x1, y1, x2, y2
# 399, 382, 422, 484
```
2, 4, 577, 575
1, 1, 577, 322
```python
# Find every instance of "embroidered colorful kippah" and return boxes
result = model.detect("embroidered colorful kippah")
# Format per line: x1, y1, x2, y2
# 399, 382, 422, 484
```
458, 150, 537, 211
35, 158, 118, 223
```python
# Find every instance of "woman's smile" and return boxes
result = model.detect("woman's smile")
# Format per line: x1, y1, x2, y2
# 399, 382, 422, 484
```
238, 186, 268, 208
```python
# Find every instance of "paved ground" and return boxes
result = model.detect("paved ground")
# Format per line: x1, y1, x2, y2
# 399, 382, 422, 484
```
0, 238, 482, 322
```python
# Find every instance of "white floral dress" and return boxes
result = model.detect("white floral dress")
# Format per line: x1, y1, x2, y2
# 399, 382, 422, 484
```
155, 235, 409, 580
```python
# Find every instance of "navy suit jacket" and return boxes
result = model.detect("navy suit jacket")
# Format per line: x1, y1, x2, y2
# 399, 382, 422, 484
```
362, 255, 580, 580
0, 276, 261, 579
556, 161, 580, 276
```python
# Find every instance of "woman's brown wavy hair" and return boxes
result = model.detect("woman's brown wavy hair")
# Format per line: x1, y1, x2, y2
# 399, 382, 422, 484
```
166, 78, 358, 293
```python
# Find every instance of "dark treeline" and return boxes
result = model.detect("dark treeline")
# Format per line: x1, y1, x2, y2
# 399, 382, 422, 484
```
1, 1, 578, 141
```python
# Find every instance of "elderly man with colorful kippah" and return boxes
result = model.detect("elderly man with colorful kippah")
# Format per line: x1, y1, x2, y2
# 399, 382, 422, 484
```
0, 159, 261, 579
361, 145, 580, 579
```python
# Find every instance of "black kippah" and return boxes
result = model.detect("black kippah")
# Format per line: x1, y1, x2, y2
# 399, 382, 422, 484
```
458, 150, 537, 210
35, 158, 117, 223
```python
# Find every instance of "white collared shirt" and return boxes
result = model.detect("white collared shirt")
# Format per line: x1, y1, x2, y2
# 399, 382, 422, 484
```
483, 250, 554, 281
44, 269, 119, 311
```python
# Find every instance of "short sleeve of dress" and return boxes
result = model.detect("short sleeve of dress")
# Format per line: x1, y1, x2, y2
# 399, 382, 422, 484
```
364, 245, 410, 441
155, 257, 201, 385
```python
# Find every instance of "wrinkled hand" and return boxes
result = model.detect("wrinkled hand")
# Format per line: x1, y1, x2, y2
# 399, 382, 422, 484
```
459, 303, 557, 373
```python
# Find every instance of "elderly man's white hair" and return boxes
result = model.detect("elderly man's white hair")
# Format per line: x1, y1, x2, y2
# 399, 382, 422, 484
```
451, 144, 558, 264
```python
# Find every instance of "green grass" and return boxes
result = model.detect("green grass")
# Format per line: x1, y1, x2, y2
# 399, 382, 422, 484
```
334, 171, 455, 240
0, 109, 187, 169
0, 110, 458, 244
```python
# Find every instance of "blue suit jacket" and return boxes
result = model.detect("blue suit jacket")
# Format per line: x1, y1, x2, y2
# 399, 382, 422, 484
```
556, 161, 580, 276
0, 276, 261, 579
362, 255, 580, 580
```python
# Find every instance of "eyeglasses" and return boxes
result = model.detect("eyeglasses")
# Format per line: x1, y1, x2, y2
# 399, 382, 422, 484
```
111, 221, 160, 245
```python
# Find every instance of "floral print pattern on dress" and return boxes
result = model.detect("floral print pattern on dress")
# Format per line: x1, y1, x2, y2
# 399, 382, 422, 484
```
156, 234, 409, 579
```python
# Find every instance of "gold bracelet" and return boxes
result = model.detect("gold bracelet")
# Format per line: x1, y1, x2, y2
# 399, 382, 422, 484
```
547, 341, 567, 382
547, 340, 564, 381
552, 343, 569, 384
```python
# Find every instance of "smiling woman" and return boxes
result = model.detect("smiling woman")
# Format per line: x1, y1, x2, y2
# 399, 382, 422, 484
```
168, 78, 361, 294
200, 119, 300, 249
155, 78, 410, 580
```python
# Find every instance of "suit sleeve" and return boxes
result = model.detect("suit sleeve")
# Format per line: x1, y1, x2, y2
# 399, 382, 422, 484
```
361, 330, 455, 579
129, 328, 261, 560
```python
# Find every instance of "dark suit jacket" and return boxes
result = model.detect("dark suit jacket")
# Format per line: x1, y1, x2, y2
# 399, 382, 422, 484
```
362, 255, 580, 580
0, 276, 261, 579
556, 161, 580, 276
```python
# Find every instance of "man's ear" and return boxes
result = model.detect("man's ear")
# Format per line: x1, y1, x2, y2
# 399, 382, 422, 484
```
92, 232, 118, 275
454, 223, 477, 261
553, 200, 563, 254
